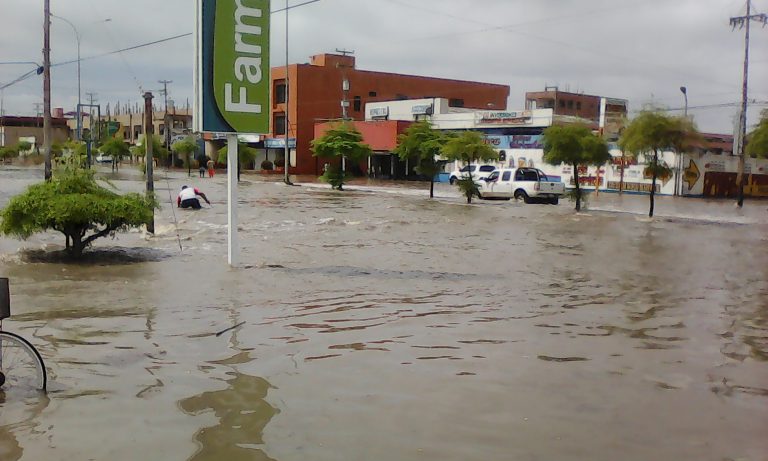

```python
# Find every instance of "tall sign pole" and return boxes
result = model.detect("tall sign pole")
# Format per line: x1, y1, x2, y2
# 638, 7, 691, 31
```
730, 1, 767, 207
195, 0, 271, 267
227, 134, 239, 266
43, 0, 52, 181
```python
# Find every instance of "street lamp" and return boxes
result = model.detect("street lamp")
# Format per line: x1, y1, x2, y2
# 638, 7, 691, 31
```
50, 14, 111, 140
680, 86, 688, 119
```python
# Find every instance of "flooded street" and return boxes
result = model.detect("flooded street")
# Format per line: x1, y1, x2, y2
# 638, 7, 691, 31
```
1, 166, 767, 461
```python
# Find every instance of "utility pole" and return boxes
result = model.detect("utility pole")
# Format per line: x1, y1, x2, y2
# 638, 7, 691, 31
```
143, 92, 155, 234
730, 1, 767, 207
43, 0, 52, 180
335, 48, 354, 173
159, 80, 172, 162
336, 48, 354, 121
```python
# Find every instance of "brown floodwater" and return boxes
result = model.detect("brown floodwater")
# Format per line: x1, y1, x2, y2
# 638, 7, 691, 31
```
0, 165, 767, 461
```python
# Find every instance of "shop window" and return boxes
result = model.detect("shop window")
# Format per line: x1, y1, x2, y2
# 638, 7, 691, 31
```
275, 82, 286, 104
449, 98, 465, 108
274, 113, 286, 135
353, 96, 362, 112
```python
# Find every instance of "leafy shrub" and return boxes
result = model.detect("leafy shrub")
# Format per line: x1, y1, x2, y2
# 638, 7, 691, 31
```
261, 160, 274, 171
0, 166, 156, 257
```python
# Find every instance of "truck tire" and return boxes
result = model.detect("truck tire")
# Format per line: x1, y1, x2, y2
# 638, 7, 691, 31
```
549, 196, 559, 205
514, 189, 531, 204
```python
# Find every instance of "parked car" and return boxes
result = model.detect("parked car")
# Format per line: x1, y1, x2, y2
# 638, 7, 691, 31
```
95, 154, 113, 164
477, 168, 565, 204
449, 164, 496, 184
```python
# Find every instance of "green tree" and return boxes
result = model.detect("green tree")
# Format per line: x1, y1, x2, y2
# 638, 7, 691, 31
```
217, 142, 257, 182
16, 141, 32, 153
543, 124, 611, 212
619, 111, 698, 217
0, 166, 156, 258
100, 138, 130, 171
135, 134, 169, 161
0, 146, 19, 162
746, 109, 768, 158
172, 137, 200, 177
311, 123, 373, 190
441, 131, 498, 203
394, 121, 446, 198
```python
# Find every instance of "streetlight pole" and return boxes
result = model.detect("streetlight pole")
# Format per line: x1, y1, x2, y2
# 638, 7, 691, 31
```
50, 15, 110, 141
50, 14, 81, 140
677, 86, 688, 196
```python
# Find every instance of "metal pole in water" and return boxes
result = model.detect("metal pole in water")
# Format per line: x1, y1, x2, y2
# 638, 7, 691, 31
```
227, 133, 239, 267
0, 277, 10, 320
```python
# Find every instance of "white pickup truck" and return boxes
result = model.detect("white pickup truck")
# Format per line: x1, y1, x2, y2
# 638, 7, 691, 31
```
477, 168, 566, 204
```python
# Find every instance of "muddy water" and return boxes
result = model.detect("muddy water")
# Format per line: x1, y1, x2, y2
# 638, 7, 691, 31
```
0, 166, 767, 461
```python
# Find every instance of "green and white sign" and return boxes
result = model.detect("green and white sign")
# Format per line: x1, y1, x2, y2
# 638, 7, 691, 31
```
195, 0, 271, 134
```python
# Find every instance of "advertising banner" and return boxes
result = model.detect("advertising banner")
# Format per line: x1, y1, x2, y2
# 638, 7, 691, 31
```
194, 0, 271, 134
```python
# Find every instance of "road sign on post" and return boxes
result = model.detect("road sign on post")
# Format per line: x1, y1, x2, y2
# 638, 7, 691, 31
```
195, 0, 271, 267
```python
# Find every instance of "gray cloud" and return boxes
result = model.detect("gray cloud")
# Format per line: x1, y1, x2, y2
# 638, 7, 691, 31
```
1, 0, 766, 132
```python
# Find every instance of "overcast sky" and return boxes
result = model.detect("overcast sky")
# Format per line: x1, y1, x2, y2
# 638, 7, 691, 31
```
1, 0, 766, 133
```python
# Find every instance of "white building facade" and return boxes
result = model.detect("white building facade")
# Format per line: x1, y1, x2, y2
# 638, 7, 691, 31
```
365, 98, 768, 197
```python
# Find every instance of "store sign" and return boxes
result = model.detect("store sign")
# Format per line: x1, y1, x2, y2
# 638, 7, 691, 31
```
484, 135, 543, 149
411, 104, 433, 115
265, 138, 296, 148
479, 111, 532, 125
194, 0, 271, 134
607, 181, 660, 193
370, 107, 389, 119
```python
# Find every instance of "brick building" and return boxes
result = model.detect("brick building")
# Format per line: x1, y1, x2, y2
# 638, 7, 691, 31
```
270, 53, 510, 175
524, 86, 628, 140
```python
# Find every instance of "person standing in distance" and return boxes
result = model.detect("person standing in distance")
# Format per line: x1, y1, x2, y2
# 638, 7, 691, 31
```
177, 185, 211, 210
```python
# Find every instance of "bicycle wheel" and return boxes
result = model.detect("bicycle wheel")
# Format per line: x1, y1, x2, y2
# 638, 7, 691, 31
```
0, 331, 47, 391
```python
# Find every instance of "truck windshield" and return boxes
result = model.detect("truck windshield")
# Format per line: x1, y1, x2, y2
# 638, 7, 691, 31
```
537, 169, 549, 181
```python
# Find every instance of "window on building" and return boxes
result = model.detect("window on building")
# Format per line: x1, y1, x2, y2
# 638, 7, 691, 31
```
567, 100, 574, 109
449, 98, 465, 108
159, 124, 165, 136
559, 100, 565, 108
274, 113, 286, 135
353, 96, 362, 112
275, 81, 287, 104
576, 101, 582, 110
368, 91, 377, 97
396, 93, 409, 101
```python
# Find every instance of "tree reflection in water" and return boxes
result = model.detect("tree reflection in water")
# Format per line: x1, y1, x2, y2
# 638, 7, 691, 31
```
179, 372, 279, 461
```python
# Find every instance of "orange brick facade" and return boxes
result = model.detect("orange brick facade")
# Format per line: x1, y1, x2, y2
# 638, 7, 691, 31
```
271, 54, 510, 175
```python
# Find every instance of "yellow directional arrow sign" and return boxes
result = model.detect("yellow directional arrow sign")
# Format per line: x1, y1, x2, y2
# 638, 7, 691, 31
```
683, 159, 700, 190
